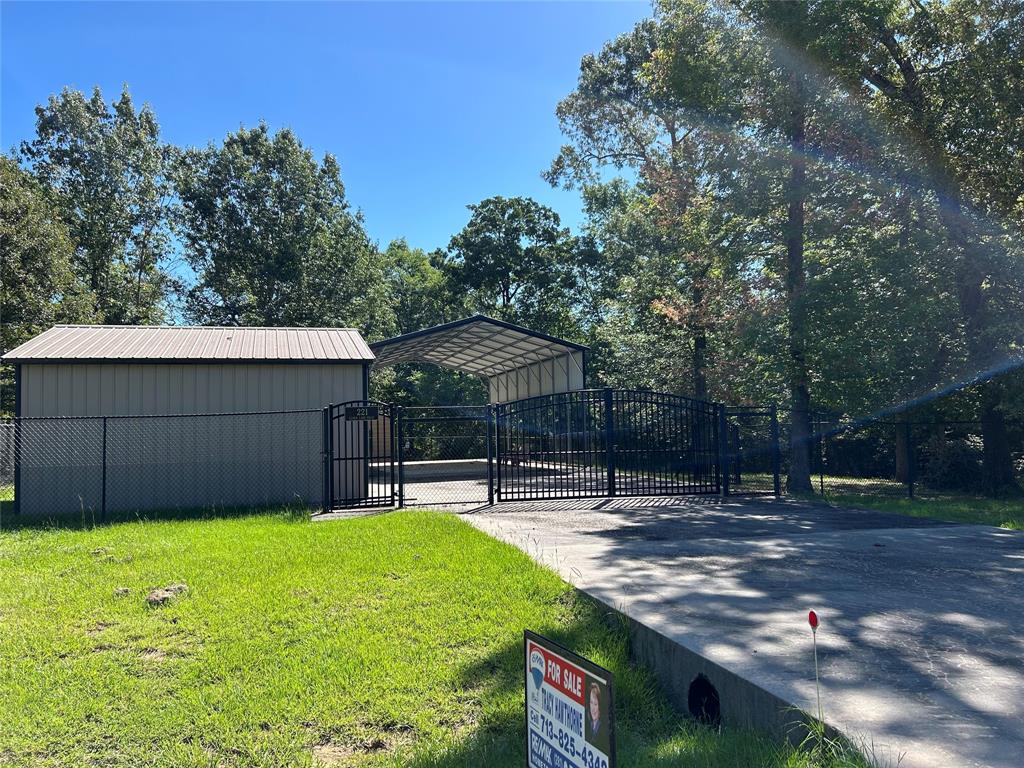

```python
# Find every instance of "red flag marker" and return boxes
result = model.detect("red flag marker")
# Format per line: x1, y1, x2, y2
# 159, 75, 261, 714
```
808, 609, 822, 721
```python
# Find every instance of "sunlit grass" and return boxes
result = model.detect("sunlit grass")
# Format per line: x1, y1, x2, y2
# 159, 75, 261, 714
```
826, 493, 1024, 530
0, 509, 868, 767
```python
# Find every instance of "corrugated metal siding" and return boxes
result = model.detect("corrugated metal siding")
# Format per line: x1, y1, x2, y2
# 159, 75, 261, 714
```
3, 325, 374, 362
15, 362, 368, 515
19, 363, 365, 417
488, 351, 585, 403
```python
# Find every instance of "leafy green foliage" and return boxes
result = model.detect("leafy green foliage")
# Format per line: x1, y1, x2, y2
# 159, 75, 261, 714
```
445, 196, 581, 338
0, 157, 94, 413
20, 86, 173, 324
173, 124, 394, 336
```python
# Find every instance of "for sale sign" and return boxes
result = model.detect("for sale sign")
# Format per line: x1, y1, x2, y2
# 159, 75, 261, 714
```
525, 630, 616, 768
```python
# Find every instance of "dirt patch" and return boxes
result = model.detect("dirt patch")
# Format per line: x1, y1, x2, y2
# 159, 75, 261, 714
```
87, 621, 114, 636
146, 583, 188, 606
311, 741, 358, 766
309, 721, 414, 765
140, 648, 168, 663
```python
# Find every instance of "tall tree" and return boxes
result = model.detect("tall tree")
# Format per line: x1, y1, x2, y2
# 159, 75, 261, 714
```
20, 86, 172, 323
782, 0, 1024, 494
445, 196, 580, 337
548, 6, 746, 399
0, 156, 93, 412
174, 124, 394, 336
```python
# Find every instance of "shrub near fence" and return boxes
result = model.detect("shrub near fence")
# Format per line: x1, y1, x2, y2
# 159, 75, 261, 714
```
3, 409, 324, 522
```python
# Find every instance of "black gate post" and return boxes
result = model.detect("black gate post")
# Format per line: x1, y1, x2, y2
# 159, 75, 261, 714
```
100, 416, 108, 523
905, 420, 915, 499
321, 406, 331, 514
603, 388, 616, 496
486, 404, 495, 506
770, 404, 781, 497
717, 405, 730, 497
396, 406, 405, 508
327, 403, 335, 510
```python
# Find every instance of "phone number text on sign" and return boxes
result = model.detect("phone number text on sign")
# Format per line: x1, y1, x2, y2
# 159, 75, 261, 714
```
525, 631, 616, 768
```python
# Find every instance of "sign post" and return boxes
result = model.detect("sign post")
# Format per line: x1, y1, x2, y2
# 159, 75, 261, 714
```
525, 630, 616, 768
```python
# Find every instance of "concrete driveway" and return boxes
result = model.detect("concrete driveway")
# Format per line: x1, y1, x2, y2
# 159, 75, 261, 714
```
466, 496, 1024, 768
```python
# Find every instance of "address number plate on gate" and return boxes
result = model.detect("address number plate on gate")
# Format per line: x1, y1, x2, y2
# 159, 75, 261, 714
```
345, 406, 380, 421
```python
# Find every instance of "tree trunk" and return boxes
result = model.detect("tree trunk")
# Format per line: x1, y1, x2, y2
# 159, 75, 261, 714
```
936, 195, 1020, 496
980, 382, 1019, 496
691, 280, 708, 401
691, 331, 708, 401
785, 73, 813, 494
860, 25, 1019, 496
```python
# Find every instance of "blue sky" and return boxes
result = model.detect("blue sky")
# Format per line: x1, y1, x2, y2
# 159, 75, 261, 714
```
2, 1, 651, 253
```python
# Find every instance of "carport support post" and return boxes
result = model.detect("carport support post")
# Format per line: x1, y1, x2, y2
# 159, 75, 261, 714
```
486, 405, 495, 506
770, 405, 781, 497
603, 388, 616, 496
718, 405, 730, 497
396, 406, 405, 508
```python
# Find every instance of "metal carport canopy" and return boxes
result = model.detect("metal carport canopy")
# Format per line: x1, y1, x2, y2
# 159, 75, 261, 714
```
369, 315, 587, 378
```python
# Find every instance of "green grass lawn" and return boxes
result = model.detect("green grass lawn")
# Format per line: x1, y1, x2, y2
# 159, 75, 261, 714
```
0, 509, 866, 767
825, 493, 1024, 530
728, 470, 1024, 530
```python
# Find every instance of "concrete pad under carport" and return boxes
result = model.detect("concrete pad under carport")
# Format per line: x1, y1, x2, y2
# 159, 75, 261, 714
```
466, 496, 1024, 768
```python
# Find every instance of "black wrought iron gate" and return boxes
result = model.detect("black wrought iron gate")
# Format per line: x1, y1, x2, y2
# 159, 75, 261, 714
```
325, 400, 397, 509
323, 390, 777, 510
494, 389, 721, 502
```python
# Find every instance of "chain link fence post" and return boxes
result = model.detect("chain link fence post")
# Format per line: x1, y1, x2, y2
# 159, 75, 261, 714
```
101, 416, 108, 523
321, 407, 330, 515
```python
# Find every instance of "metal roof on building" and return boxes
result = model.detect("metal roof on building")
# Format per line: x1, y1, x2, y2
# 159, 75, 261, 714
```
2, 325, 375, 363
370, 315, 587, 376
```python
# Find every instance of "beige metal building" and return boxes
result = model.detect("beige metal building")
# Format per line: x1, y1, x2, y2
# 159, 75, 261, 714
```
4, 325, 372, 516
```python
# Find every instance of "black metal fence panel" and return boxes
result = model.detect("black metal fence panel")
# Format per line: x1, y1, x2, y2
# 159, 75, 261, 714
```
771, 410, 1024, 499
496, 390, 610, 501
613, 390, 719, 496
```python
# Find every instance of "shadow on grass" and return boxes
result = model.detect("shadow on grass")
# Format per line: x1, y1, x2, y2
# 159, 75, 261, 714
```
0, 499, 315, 532
393, 594, 855, 768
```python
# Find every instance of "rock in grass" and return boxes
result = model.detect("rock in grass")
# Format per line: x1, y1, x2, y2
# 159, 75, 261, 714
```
145, 583, 188, 606
114, 587, 131, 597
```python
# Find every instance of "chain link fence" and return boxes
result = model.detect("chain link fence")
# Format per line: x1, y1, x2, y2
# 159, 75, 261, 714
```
724, 407, 780, 496
1, 410, 324, 525
774, 411, 1024, 499
398, 405, 492, 507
